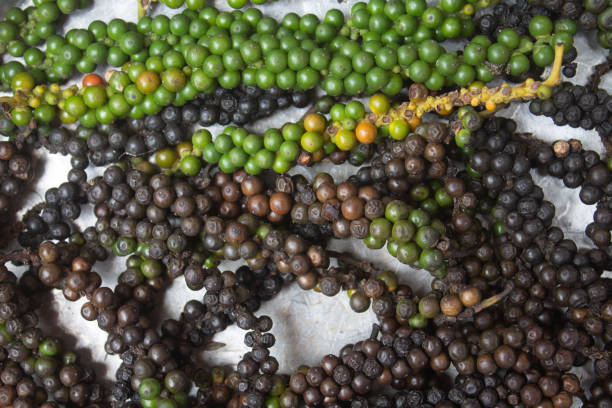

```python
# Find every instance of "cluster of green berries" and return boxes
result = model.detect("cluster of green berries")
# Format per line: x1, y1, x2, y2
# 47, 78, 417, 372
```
366, 181, 453, 275
1, 0, 577, 130
0, 0, 93, 90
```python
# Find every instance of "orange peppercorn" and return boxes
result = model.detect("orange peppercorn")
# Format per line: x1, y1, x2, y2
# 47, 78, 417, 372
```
82, 73, 104, 88
408, 115, 421, 130
355, 121, 378, 144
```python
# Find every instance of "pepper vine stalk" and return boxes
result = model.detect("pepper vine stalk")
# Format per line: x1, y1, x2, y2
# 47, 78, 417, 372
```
324, 43, 565, 140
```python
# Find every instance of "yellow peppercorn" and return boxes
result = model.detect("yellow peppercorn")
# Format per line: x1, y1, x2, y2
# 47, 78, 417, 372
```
468, 81, 485, 91
44, 93, 59, 106
59, 110, 77, 124
33, 85, 46, 97
27, 96, 41, 109
62, 89, 75, 99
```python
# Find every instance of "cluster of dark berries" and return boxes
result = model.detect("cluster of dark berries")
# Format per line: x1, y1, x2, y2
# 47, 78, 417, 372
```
197, 85, 314, 127
476, 0, 552, 39
19, 169, 88, 248
0, 141, 33, 243
529, 82, 612, 139
34, 85, 313, 168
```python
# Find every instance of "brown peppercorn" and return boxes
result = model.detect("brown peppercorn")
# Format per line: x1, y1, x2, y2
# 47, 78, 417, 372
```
460, 287, 482, 307
476, 353, 496, 375
552, 141, 570, 158
221, 182, 241, 202
39, 242, 58, 263
232, 169, 247, 184
322, 198, 341, 221
205, 185, 222, 203
0, 142, 15, 160
404, 134, 426, 156
290, 203, 309, 224
363, 279, 384, 298
538, 376, 560, 398
385, 159, 406, 178
316, 183, 336, 203
376, 367, 393, 385
275, 175, 294, 194
289, 373, 307, 394
440, 294, 463, 316
364, 199, 384, 220
213, 172, 232, 187
62, 286, 79, 301
332, 219, 351, 238
81, 302, 97, 321
307, 246, 328, 268
225, 221, 248, 244
303, 387, 322, 405
297, 272, 317, 290
71, 257, 91, 273
425, 122, 447, 142
521, 384, 543, 406
290, 254, 310, 275
308, 203, 324, 224
59, 365, 81, 387
0, 385, 16, 406
430, 352, 450, 371
328, 150, 347, 164
514, 351, 531, 372
153, 186, 175, 208
424, 142, 445, 162
321, 355, 339, 376
241, 176, 263, 196
445, 177, 465, 197
320, 377, 339, 397
65, 271, 88, 292
427, 161, 447, 179
388, 178, 410, 194
336, 182, 358, 201
269, 192, 292, 215
219, 201, 240, 218
350, 218, 370, 239
117, 303, 139, 327
405, 156, 426, 175
313, 173, 333, 190
285, 235, 307, 255
601, 300, 612, 321
494, 345, 517, 369
38, 263, 62, 286
247, 194, 269, 217
408, 83, 428, 101
195, 194, 213, 214
358, 186, 380, 201
92, 287, 114, 309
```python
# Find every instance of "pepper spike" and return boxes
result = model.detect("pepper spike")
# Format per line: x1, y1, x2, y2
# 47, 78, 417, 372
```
325, 44, 565, 141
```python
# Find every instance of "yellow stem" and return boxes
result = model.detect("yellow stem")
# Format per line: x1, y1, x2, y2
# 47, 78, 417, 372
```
542, 43, 565, 87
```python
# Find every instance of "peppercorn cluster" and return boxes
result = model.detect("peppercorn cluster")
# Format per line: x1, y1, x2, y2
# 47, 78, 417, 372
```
529, 82, 612, 141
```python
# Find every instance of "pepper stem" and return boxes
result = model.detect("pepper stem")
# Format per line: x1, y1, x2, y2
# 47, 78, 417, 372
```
542, 43, 565, 87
